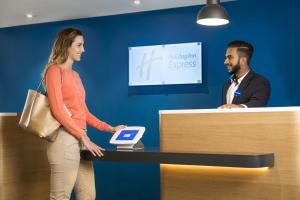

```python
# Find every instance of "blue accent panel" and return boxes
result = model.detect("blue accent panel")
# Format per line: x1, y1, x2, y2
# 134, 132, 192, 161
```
1, 0, 300, 199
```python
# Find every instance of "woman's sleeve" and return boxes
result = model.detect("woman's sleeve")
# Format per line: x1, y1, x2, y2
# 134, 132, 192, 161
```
84, 102, 111, 132
46, 66, 84, 139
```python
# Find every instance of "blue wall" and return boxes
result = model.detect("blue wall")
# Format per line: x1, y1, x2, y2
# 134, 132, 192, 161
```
1, 0, 299, 199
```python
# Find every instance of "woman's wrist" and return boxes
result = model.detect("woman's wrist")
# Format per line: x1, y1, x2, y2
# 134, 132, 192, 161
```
79, 130, 87, 140
108, 126, 116, 133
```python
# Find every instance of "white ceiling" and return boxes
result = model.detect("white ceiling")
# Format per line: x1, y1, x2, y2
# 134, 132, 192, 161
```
0, 0, 233, 28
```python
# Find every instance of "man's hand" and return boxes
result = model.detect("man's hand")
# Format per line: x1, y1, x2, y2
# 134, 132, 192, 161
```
218, 104, 244, 109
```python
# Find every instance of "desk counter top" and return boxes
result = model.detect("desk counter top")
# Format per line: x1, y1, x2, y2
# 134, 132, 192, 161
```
81, 149, 274, 168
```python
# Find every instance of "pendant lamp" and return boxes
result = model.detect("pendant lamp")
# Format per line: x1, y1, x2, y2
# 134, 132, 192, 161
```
197, 0, 230, 26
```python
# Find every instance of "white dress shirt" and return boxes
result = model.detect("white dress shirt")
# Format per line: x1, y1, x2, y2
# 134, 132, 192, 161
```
226, 71, 249, 104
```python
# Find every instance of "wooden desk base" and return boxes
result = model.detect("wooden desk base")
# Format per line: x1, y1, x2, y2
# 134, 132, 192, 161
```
0, 115, 49, 200
160, 109, 300, 200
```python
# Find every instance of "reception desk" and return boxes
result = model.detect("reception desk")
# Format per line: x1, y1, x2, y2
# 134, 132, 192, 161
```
159, 107, 300, 200
1, 107, 300, 200
0, 113, 49, 200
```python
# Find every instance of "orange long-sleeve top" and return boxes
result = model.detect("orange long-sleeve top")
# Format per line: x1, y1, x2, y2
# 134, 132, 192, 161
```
45, 65, 110, 139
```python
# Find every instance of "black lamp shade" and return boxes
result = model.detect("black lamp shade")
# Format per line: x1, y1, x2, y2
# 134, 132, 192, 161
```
197, 3, 230, 26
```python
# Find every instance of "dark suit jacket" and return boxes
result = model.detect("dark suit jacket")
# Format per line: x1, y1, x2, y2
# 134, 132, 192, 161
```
221, 70, 271, 107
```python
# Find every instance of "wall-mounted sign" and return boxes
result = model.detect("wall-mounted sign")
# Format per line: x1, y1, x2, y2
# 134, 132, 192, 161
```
129, 42, 202, 86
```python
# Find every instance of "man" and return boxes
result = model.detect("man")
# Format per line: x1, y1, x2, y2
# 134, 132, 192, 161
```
219, 40, 270, 108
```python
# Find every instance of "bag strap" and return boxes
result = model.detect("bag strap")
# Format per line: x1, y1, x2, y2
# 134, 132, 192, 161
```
27, 67, 64, 122
39, 66, 63, 94
41, 66, 72, 116
36, 78, 44, 93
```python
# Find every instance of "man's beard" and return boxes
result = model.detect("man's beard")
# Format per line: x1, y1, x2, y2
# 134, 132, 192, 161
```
228, 61, 241, 75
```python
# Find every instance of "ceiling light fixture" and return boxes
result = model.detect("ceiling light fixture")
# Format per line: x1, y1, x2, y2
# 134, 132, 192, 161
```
133, 0, 141, 5
25, 13, 34, 19
196, 0, 230, 26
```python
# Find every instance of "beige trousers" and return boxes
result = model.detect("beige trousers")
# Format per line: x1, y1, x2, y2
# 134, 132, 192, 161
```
46, 128, 96, 200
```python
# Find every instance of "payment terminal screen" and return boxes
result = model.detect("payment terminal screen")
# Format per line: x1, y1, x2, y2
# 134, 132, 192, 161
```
116, 130, 139, 140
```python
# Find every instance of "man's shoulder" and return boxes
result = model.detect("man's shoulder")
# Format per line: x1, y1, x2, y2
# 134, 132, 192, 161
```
249, 71, 270, 84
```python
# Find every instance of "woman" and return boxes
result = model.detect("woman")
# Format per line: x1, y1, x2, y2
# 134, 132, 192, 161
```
43, 28, 125, 200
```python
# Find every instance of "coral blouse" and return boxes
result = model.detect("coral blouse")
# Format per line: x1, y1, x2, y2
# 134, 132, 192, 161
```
46, 65, 109, 139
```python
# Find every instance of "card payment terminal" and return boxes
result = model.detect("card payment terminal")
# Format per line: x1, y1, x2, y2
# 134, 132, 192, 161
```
110, 126, 145, 150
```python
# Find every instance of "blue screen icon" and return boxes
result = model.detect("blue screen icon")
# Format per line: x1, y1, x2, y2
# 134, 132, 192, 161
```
116, 130, 139, 140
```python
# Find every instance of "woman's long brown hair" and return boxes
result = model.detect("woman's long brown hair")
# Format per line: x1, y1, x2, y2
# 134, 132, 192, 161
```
42, 28, 83, 86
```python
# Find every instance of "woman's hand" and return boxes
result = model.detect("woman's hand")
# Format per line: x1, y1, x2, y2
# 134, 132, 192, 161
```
110, 125, 127, 133
80, 134, 105, 157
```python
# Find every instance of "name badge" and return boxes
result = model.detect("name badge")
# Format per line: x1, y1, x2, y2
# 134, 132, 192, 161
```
234, 89, 241, 97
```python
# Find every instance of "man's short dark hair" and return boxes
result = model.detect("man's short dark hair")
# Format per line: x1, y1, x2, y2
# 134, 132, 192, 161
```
227, 40, 254, 64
